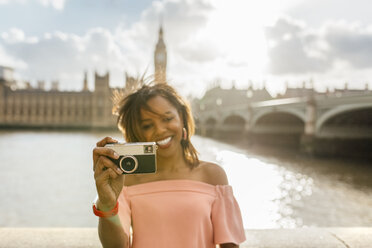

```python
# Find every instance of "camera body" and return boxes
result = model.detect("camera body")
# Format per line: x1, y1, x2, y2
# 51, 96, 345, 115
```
105, 142, 157, 174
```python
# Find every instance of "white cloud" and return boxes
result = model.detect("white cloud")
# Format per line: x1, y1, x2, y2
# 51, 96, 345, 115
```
324, 21, 372, 68
0, 0, 26, 4
1, 27, 126, 90
0, 0, 65, 9
265, 16, 372, 75
38, 0, 65, 10
265, 16, 331, 74
177, 43, 220, 63
264, 16, 372, 93
1, 28, 26, 43
0, 45, 28, 71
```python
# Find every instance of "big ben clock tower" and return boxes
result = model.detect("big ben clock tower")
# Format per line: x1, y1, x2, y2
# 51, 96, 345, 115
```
154, 25, 167, 83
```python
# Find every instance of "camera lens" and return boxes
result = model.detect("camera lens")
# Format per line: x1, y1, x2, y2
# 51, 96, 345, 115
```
120, 156, 138, 173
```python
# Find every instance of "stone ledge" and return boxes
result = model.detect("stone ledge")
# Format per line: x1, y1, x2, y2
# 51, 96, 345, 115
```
245, 228, 372, 248
0, 227, 371, 248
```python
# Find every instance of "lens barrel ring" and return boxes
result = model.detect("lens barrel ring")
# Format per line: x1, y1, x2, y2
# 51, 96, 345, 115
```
119, 155, 138, 173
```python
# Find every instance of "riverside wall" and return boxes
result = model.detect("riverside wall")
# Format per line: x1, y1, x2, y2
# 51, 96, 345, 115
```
0, 228, 371, 248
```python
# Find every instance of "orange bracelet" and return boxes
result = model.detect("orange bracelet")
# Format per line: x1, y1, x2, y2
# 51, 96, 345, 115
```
93, 201, 119, 218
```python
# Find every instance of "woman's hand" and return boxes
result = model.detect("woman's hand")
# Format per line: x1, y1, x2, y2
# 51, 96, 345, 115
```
93, 137, 125, 211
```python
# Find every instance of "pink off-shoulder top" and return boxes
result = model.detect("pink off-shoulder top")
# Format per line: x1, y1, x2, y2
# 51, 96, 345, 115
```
117, 179, 246, 248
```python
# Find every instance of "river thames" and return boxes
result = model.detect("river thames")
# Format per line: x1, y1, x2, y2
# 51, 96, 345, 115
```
0, 130, 371, 228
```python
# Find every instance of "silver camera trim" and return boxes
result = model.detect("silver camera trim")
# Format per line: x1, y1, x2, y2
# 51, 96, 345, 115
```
119, 155, 138, 174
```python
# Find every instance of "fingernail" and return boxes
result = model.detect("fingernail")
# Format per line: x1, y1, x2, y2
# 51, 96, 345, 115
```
114, 152, 120, 159
116, 168, 122, 174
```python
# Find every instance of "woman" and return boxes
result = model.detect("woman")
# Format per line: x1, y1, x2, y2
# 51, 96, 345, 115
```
92, 83, 246, 248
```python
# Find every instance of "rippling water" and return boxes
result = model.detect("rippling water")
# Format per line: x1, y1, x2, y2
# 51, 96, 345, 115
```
0, 130, 371, 228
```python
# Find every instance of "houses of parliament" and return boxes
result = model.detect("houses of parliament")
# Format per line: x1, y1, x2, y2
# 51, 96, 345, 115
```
0, 26, 167, 129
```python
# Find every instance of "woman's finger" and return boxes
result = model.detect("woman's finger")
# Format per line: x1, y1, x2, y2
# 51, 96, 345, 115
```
95, 167, 118, 183
94, 156, 122, 177
96, 137, 118, 147
93, 147, 120, 168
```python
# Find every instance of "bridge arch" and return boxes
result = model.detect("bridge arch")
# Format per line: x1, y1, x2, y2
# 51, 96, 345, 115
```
221, 112, 249, 124
316, 104, 372, 138
252, 111, 305, 132
202, 116, 218, 137
222, 114, 246, 132
222, 114, 246, 127
250, 111, 305, 147
205, 116, 217, 126
251, 109, 306, 128
219, 114, 247, 140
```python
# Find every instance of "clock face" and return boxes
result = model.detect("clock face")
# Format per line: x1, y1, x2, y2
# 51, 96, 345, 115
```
156, 53, 165, 62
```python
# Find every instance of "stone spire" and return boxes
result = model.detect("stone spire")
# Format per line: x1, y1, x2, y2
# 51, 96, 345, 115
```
83, 71, 89, 91
154, 24, 167, 83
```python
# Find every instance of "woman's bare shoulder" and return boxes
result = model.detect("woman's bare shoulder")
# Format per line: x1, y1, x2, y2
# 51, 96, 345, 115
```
198, 160, 229, 186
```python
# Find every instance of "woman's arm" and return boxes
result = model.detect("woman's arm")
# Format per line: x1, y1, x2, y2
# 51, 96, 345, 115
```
93, 137, 128, 248
98, 214, 128, 248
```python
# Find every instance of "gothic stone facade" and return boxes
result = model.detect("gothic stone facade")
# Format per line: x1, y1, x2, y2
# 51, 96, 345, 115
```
0, 72, 118, 129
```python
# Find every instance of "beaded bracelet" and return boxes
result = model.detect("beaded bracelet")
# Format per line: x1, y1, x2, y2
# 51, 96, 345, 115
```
93, 201, 119, 218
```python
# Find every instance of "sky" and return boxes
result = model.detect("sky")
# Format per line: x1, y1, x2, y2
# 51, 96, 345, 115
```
1, 0, 372, 97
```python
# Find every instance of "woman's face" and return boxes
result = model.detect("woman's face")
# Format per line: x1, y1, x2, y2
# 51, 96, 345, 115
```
139, 95, 183, 158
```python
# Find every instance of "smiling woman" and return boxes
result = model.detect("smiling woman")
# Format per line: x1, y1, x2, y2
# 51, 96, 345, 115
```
92, 82, 246, 248
116, 84, 199, 168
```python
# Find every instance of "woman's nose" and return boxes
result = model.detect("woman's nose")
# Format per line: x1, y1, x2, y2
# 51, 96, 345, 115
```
154, 122, 167, 134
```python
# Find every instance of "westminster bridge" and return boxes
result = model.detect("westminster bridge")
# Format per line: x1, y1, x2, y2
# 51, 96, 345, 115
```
195, 92, 372, 158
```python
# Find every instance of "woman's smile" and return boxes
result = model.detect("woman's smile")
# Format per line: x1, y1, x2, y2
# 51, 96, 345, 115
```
156, 136, 173, 148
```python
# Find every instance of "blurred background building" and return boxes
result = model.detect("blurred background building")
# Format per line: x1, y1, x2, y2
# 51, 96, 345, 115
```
0, 26, 168, 129
1, 25, 371, 159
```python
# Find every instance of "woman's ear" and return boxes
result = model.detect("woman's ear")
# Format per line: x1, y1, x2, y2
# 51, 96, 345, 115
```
182, 127, 187, 140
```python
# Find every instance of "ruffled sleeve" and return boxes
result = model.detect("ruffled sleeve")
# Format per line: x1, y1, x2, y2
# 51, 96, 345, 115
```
211, 185, 246, 245
117, 187, 132, 240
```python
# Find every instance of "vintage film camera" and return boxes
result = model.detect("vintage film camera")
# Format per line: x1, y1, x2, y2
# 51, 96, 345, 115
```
105, 142, 157, 174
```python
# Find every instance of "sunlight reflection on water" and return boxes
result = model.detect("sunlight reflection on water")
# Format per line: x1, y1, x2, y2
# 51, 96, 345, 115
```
194, 136, 314, 229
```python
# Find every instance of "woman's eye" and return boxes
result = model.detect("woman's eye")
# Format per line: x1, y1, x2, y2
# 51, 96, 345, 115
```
164, 117, 173, 122
141, 124, 152, 130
